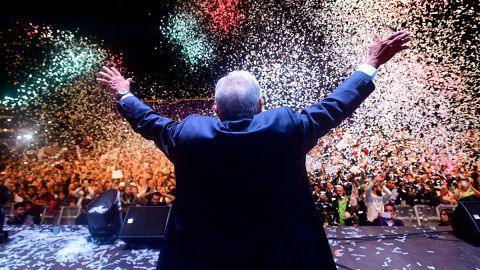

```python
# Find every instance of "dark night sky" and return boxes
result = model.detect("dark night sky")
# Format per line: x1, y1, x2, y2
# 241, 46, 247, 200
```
0, 0, 198, 98
1, 1, 174, 67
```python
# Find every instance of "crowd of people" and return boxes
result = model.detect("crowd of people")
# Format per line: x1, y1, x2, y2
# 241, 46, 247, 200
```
307, 128, 480, 226
2, 131, 178, 225
2, 103, 479, 227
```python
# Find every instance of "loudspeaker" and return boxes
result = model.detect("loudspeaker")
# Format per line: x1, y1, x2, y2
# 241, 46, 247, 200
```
119, 206, 171, 246
452, 200, 480, 246
87, 189, 122, 244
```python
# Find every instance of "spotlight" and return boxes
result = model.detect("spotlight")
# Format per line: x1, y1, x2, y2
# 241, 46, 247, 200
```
86, 189, 122, 244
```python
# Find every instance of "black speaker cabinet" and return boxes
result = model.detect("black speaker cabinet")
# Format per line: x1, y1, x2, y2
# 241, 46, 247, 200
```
452, 200, 480, 246
119, 206, 171, 246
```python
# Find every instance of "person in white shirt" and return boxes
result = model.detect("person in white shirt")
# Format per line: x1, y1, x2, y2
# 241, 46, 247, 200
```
366, 173, 392, 222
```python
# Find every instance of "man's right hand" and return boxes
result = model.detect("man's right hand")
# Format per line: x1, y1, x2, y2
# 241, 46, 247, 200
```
96, 66, 132, 94
363, 31, 411, 68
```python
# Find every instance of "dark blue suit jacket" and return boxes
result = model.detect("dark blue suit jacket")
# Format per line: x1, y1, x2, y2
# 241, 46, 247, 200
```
118, 71, 375, 270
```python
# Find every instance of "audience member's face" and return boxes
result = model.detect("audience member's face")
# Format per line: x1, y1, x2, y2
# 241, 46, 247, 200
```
326, 182, 333, 191
15, 206, 27, 217
151, 195, 161, 205
93, 183, 103, 193
27, 187, 36, 196
336, 186, 345, 196
385, 205, 394, 213
148, 180, 155, 188
125, 186, 132, 195
386, 180, 395, 189
440, 211, 449, 222
460, 180, 469, 191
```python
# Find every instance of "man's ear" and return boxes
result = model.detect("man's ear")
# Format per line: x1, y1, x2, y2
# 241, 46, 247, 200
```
213, 104, 223, 121
256, 98, 264, 114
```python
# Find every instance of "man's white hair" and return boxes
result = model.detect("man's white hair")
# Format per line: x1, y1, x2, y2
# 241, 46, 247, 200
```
214, 70, 261, 119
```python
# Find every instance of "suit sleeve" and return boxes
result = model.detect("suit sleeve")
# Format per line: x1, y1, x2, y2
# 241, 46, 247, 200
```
299, 71, 375, 152
117, 96, 177, 160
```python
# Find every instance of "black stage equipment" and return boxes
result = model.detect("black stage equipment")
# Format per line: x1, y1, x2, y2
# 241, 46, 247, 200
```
452, 200, 480, 246
86, 189, 122, 244
119, 206, 171, 247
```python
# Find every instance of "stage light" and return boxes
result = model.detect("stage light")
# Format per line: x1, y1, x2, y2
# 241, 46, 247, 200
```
17, 133, 33, 140
86, 189, 122, 244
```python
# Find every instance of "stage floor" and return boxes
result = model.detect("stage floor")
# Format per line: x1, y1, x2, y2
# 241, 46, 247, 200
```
1, 225, 479, 270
